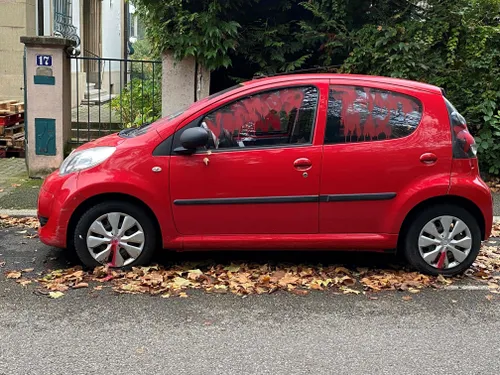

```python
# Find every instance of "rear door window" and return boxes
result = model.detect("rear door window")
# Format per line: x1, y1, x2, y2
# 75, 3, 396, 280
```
325, 85, 423, 144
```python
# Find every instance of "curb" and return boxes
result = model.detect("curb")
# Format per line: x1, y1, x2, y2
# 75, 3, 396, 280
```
0, 210, 499, 223
0, 209, 37, 217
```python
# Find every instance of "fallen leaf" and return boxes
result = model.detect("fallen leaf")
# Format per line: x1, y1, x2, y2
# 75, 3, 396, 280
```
93, 286, 103, 291
16, 279, 32, 287
341, 287, 361, 295
488, 283, 499, 290
187, 269, 203, 280
6, 271, 22, 279
73, 282, 89, 289
451, 300, 457, 303
179, 292, 188, 298
11, 184, 21, 188
101, 274, 114, 282
16, 230, 27, 235
136, 347, 145, 354
48, 291, 64, 299
22, 268, 34, 273
437, 275, 452, 285
172, 277, 191, 288
486, 295, 494, 301
334, 267, 352, 275
402, 295, 413, 301
338, 275, 356, 286
224, 264, 240, 273
408, 287, 421, 294
278, 273, 299, 287
290, 289, 309, 296
0, 261, 5, 268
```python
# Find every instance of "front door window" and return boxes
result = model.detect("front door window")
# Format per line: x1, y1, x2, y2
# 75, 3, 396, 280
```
201, 86, 319, 150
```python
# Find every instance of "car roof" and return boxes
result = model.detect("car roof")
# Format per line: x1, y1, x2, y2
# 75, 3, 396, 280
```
243, 73, 443, 95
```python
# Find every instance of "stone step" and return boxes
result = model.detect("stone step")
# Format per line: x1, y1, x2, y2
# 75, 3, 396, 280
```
84, 88, 109, 100
86, 82, 96, 90
80, 94, 117, 105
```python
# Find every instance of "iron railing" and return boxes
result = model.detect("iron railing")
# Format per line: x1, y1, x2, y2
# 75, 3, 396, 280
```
70, 55, 162, 146
53, 0, 80, 46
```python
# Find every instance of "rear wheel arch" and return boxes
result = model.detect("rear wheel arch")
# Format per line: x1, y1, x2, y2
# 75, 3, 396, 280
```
67, 193, 163, 250
398, 195, 486, 247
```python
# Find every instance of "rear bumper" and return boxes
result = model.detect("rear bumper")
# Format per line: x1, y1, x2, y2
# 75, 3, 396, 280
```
449, 176, 493, 240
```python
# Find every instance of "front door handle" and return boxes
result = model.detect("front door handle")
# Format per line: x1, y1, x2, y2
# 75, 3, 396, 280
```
420, 153, 438, 164
294, 158, 312, 171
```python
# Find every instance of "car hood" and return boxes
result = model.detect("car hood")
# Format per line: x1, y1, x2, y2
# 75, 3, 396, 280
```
76, 133, 126, 151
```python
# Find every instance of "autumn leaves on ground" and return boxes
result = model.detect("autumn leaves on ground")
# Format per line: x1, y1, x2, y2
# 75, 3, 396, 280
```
2, 215, 500, 300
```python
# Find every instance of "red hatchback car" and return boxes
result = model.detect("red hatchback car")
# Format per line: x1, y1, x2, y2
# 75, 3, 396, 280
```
38, 74, 493, 275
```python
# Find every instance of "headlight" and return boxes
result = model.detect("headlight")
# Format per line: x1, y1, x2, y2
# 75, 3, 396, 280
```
59, 147, 116, 176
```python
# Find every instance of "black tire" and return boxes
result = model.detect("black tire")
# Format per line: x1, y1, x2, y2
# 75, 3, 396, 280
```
403, 204, 482, 276
73, 201, 158, 269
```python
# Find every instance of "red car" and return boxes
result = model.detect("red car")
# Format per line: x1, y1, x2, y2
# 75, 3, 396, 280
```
37, 74, 493, 275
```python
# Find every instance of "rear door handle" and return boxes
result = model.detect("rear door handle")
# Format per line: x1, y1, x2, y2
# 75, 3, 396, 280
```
420, 153, 438, 164
294, 158, 312, 171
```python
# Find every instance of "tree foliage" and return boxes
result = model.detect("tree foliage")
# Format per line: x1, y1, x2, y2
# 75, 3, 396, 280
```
133, 0, 500, 175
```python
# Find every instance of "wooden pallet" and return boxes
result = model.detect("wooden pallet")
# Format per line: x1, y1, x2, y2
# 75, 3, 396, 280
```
0, 100, 24, 113
11, 132, 25, 148
0, 123, 24, 137
0, 132, 24, 149
0, 100, 17, 110
0, 111, 24, 127
0, 147, 25, 158
9, 102, 24, 113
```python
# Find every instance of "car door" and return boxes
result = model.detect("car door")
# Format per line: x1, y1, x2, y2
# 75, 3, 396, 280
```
320, 81, 452, 234
169, 81, 327, 235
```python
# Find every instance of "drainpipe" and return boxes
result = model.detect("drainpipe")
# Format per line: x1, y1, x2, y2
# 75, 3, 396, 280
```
123, 0, 129, 86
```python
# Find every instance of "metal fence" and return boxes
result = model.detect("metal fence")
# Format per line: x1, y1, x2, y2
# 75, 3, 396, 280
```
70, 55, 162, 146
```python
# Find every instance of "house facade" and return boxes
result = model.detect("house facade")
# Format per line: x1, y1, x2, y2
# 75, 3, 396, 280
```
0, 0, 132, 104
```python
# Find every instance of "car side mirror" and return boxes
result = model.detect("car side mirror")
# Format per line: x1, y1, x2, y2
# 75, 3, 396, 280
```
174, 127, 209, 155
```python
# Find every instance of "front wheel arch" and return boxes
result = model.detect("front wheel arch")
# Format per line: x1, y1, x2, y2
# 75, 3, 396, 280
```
397, 195, 486, 251
67, 193, 163, 251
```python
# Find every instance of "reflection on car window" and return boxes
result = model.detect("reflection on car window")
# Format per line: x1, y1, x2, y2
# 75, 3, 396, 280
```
201, 86, 318, 150
325, 85, 423, 144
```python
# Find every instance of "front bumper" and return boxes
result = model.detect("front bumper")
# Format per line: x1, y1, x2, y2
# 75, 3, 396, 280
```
37, 171, 81, 248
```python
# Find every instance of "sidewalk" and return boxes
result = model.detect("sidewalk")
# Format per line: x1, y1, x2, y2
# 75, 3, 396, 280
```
0, 158, 41, 211
0, 158, 499, 221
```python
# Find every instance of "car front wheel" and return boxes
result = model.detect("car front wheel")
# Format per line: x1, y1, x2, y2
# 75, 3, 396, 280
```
403, 204, 482, 276
73, 201, 157, 269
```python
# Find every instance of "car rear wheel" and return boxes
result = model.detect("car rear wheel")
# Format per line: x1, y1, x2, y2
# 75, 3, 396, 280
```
73, 201, 157, 269
403, 204, 481, 276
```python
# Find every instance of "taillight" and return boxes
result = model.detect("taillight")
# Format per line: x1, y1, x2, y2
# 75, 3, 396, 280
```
445, 99, 477, 159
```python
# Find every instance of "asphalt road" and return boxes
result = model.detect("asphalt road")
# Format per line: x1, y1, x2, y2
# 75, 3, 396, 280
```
1, 228, 499, 375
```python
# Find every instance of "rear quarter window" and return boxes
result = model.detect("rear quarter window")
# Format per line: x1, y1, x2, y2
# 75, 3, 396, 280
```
325, 85, 423, 144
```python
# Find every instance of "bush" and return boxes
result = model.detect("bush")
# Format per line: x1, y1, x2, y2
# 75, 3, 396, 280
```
111, 78, 162, 127
111, 39, 162, 128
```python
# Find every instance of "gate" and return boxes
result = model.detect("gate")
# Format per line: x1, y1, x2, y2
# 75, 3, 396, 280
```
70, 55, 162, 146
